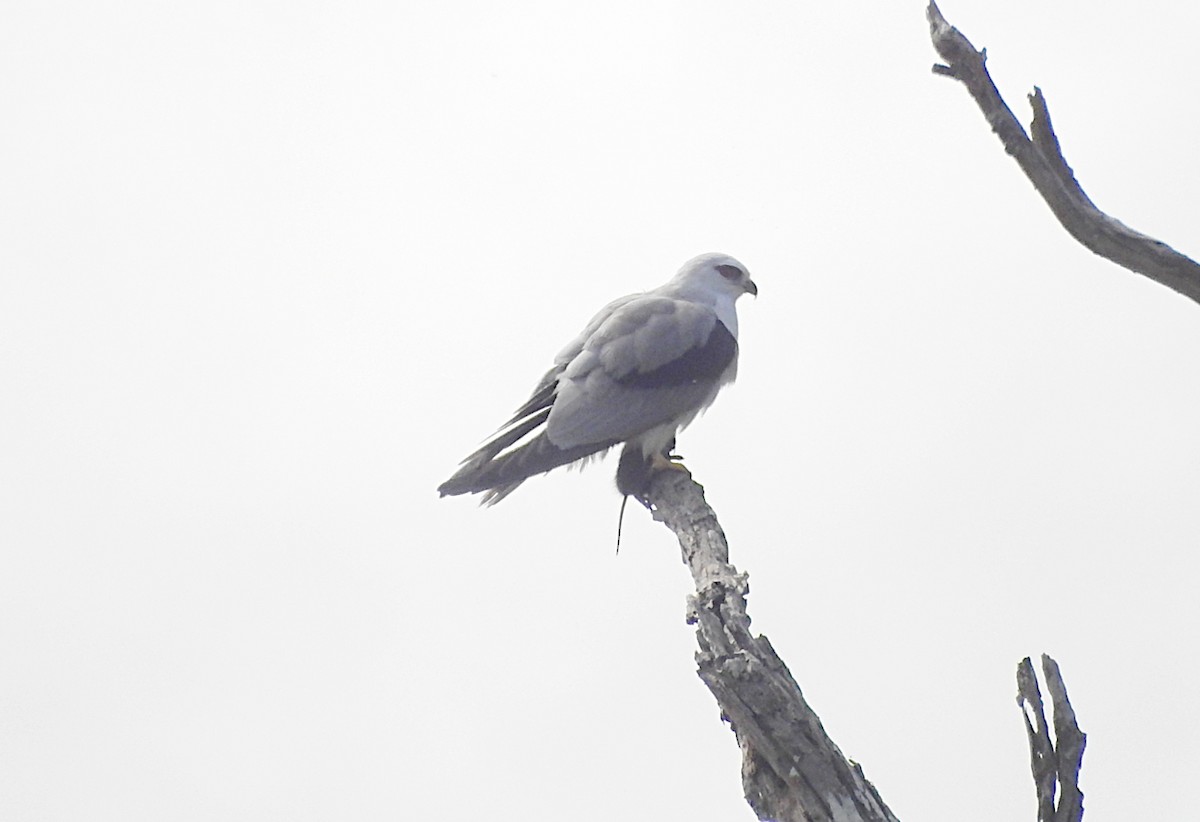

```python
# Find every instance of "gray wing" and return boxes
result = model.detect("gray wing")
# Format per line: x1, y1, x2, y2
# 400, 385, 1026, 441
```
436, 292, 737, 503
546, 295, 736, 448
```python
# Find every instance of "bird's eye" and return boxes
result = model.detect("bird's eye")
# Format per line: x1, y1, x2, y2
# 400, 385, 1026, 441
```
716, 264, 743, 281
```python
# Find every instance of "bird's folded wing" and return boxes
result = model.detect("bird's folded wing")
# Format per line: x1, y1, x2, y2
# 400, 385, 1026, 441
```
547, 296, 736, 448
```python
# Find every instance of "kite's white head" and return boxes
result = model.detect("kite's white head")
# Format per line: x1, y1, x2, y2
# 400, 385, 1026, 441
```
667, 253, 757, 336
670, 252, 758, 302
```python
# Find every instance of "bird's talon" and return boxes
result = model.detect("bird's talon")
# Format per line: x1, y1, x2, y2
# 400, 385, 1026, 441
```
649, 452, 690, 474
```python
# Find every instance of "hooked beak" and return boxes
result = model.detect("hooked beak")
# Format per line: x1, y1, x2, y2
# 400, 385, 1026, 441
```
745, 279, 758, 297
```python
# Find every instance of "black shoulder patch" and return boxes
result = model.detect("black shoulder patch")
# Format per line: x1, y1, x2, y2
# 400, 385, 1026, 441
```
615, 321, 737, 389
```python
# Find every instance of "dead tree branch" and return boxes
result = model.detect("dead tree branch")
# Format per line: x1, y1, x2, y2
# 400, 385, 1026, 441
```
646, 469, 899, 822
646, 467, 1091, 822
1016, 655, 1087, 822
926, 1, 1200, 305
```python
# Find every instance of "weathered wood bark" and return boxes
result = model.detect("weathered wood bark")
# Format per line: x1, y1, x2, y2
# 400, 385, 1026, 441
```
645, 468, 899, 822
646, 467, 1092, 822
926, 1, 1200, 306
1016, 656, 1087, 822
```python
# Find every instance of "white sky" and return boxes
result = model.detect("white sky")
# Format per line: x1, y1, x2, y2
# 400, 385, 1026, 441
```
3, 2, 1199, 820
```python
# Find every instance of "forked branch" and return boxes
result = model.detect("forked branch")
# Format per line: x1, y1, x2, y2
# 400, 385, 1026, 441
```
1016, 655, 1087, 822
926, 1, 1200, 305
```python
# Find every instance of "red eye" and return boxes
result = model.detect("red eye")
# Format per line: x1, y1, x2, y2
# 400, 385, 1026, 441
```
716, 264, 743, 281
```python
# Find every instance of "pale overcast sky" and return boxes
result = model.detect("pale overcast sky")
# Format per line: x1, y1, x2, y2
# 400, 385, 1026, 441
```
3, 2, 1199, 821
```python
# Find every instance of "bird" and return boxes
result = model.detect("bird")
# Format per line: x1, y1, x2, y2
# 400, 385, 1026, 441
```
437, 252, 757, 505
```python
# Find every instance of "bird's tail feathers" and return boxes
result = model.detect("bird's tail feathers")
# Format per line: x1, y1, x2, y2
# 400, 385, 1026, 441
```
438, 429, 617, 505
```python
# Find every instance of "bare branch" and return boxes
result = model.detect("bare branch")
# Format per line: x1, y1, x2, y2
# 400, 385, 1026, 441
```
1041, 656, 1086, 822
646, 469, 900, 822
1016, 658, 1059, 822
1015, 656, 1087, 822
926, 1, 1200, 305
